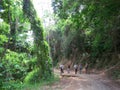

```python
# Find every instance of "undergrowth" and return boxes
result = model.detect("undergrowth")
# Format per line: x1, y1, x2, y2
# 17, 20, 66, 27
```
18, 75, 59, 90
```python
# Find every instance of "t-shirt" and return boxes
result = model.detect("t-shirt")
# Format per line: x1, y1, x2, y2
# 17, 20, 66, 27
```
74, 65, 78, 69
79, 65, 82, 69
60, 65, 64, 69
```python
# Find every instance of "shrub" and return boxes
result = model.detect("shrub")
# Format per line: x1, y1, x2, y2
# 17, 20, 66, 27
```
24, 68, 41, 84
0, 50, 30, 89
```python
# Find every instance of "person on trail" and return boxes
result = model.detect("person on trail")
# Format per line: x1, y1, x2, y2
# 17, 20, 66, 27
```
85, 63, 88, 74
59, 64, 64, 75
79, 64, 82, 74
74, 64, 78, 74
67, 65, 70, 73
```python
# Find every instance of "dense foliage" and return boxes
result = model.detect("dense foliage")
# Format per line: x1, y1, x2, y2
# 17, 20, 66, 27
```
23, 0, 52, 83
0, 0, 120, 89
51, 0, 120, 68
0, 0, 52, 89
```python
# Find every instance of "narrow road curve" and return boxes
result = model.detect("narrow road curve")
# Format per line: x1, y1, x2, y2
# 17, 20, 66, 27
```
41, 70, 120, 90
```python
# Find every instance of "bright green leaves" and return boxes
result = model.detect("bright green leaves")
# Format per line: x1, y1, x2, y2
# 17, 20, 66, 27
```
0, 47, 4, 55
1, 0, 30, 53
2, 50, 29, 80
0, 22, 9, 55
24, 68, 41, 83
52, 0, 120, 60
0, 21, 9, 34
0, 0, 53, 89
0, 35, 8, 45
22, 0, 52, 82
0, 50, 30, 89
1, 0, 23, 23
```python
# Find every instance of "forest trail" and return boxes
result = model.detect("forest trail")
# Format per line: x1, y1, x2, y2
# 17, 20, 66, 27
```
41, 69, 120, 90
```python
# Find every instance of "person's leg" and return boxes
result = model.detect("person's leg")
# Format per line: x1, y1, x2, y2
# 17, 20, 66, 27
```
61, 68, 63, 73
60, 68, 62, 75
62, 69, 64, 73
86, 68, 87, 74
67, 68, 70, 73
80, 69, 81, 74
75, 69, 77, 74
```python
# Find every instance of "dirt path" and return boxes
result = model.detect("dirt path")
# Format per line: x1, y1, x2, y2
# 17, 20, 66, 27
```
41, 69, 120, 90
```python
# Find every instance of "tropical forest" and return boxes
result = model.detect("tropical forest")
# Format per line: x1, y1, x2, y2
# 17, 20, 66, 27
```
0, 0, 120, 90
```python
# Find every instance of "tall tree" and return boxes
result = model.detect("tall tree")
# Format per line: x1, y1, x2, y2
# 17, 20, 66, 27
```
23, 0, 52, 82
52, 0, 120, 67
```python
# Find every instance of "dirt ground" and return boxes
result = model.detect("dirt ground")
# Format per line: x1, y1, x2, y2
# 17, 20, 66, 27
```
40, 69, 120, 90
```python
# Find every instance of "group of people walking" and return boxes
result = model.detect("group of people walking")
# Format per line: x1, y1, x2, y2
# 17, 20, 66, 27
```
59, 63, 88, 74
